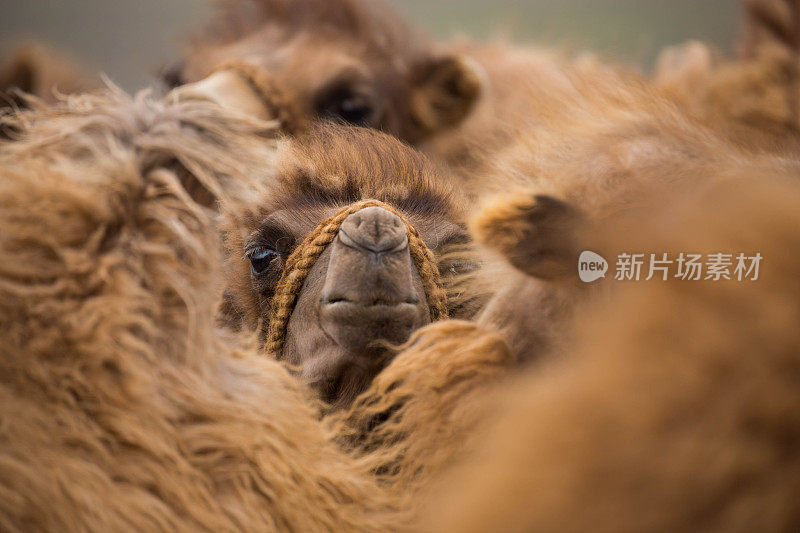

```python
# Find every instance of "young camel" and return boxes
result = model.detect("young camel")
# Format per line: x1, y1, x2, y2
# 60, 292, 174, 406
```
219, 124, 486, 408
168, 0, 667, 189
0, 85, 523, 530
171, 0, 482, 145
174, 0, 791, 197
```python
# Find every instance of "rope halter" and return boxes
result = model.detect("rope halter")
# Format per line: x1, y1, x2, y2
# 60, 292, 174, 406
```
264, 199, 449, 358
211, 61, 300, 134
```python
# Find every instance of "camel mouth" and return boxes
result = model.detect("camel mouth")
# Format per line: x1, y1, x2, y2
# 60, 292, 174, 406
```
319, 296, 426, 348
321, 299, 421, 320
280, 204, 435, 360
323, 294, 420, 306
319, 205, 429, 333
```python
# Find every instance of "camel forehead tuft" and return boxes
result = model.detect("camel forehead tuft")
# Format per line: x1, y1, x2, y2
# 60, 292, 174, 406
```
270, 124, 461, 217
202, 0, 428, 59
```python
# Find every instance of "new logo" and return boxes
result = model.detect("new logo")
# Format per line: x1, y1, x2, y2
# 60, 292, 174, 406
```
578, 250, 608, 283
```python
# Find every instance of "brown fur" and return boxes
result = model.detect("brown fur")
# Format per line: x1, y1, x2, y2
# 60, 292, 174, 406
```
327, 125, 800, 531
473, 52, 746, 201
177, 1, 744, 196
221, 124, 470, 330
0, 90, 404, 532
654, 0, 800, 150
455, 62, 775, 361
220, 124, 487, 406
332, 320, 514, 493
423, 175, 800, 532
175, 0, 481, 143
0, 86, 532, 532
655, 41, 800, 150
331, 105, 792, 500
740, 0, 800, 56
0, 42, 98, 107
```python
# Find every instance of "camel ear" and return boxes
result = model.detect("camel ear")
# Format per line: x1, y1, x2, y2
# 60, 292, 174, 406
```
0, 46, 45, 106
471, 193, 584, 280
0, 44, 97, 108
159, 61, 186, 90
0, 55, 35, 95
409, 55, 482, 135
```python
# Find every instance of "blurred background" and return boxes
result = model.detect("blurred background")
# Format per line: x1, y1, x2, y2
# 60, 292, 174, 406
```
0, 0, 741, 91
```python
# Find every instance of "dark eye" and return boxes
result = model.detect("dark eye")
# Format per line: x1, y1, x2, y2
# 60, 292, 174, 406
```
316, 85, 378, 126
247, 246, 279, 275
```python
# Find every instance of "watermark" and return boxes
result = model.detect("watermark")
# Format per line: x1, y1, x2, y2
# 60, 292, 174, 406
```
578, 251, 762, 283
578, 250, 608, 283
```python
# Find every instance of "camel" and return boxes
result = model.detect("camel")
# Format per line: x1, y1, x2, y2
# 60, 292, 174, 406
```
421, 174, 800, 532
0, 86, 405, 532
171, 0, 482, 144
170, 1, 783, 193
0, 84, 521, 530
218, 123, 488, 407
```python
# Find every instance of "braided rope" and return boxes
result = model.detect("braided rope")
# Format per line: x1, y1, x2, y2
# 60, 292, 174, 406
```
265, 200, 448, 358
210, 61, 300, 134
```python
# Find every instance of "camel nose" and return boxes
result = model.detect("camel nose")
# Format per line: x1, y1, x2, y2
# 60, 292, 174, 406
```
338, 206, 408, 253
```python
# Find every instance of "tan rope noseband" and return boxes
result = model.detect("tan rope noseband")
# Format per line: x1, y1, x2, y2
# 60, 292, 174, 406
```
265, 200, 449, 358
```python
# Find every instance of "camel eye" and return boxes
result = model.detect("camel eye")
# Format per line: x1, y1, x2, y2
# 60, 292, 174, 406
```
247, 246, 279, 275
316, 84, 378, 126
335, 97, 374, 125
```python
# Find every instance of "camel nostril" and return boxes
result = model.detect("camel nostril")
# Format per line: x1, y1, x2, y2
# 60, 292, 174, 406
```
339, 206, 408, 253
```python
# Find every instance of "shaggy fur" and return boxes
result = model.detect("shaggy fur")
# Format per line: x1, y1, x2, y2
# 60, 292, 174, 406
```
423, 175, 800, 532
0, 42, 97, 108
220, 124, 477, 332
332, 320, 514, 493
654, 0, 800, 150
174, 0, 800, 203
219, 124, 493, 407
451, 44, 800, 362
175, 0, 481, 143
0, 88, 515, 531
0, 90, 403, 532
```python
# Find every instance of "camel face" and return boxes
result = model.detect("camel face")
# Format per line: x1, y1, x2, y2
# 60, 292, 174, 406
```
222, 125, 471, 407
279, 203, 444, 407
172, 0, 481, 143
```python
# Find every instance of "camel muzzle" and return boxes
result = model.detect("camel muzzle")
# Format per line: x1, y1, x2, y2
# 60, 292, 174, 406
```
264, 200, 448, 359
